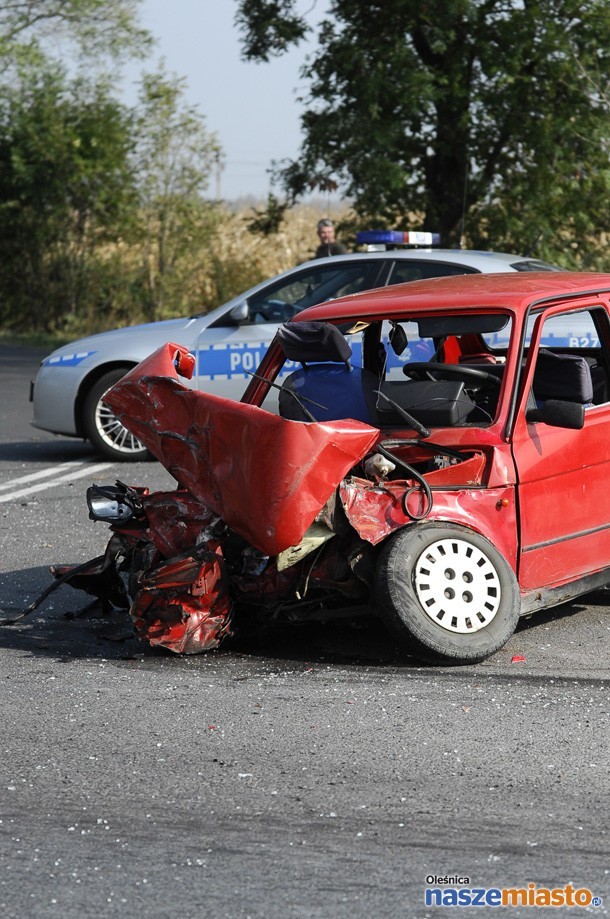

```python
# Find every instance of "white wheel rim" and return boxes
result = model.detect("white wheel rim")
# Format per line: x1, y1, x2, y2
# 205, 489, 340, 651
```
414, 537, 501, 634
95, 394, 146, 456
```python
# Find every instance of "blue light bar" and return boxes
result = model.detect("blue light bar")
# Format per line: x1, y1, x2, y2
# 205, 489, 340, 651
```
356, 230, 441, 246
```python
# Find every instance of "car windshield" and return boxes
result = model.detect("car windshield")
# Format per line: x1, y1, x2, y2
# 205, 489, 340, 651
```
263, 314, 512, 431
211, 261, 384, 325
509, 258, 564, 272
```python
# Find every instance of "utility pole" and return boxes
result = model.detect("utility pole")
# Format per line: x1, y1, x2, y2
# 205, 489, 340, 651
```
214, 151, 223, 200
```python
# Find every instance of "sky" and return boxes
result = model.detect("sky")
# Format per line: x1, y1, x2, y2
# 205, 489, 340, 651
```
120, 1, 326, 201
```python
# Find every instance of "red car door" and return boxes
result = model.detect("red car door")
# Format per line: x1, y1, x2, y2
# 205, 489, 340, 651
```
511, 301, 610, 592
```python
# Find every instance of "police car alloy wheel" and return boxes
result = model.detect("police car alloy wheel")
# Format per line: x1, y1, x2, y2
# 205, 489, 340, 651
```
82, 369, 150, 462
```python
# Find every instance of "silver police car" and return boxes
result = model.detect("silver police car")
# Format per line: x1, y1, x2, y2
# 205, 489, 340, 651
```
31, 239, 559, 461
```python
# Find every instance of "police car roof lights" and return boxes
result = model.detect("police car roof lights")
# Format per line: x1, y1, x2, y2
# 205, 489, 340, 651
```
356, 230, 441, 247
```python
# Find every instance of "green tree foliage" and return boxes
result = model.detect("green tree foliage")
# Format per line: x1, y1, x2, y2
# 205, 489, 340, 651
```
0, 65, 225, 332
236, 0, 309, 61
0, 0, 151, 70
131, 71, 224, 320
0, 66, 137, 331
236, 1, 610, 262
247, 193, 289, 236
0, 3, 231, 336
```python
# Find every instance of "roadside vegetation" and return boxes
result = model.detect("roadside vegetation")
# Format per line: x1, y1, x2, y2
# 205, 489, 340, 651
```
2, 1, 610, 345
0, 197, 348, 345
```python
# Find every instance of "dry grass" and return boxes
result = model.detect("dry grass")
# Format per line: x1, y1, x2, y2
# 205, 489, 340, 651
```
180, 199, 353, 317
218, 200, 350, 278
0, 199, 354, 342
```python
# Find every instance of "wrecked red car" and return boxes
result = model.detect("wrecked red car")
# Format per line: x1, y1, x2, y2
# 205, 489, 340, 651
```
60, 272, 610, 663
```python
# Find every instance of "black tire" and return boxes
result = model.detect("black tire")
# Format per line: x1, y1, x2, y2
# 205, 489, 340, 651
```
375, 523, 520, 663
83, 369, 151, 462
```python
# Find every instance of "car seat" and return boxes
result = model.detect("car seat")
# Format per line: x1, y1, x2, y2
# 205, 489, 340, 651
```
277, 321, 380, 424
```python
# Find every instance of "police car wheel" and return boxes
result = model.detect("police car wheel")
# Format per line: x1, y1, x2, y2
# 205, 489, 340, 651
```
375, 523, 520, 663
83, 369, 151, 462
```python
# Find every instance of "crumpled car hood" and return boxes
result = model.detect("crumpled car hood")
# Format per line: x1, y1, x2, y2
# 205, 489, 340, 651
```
105, 343, 380, 557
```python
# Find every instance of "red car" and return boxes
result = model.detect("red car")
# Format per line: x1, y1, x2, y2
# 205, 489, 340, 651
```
64, 272, 610, 664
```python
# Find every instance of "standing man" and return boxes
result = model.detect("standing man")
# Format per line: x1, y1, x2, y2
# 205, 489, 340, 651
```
315, 218, 348, 258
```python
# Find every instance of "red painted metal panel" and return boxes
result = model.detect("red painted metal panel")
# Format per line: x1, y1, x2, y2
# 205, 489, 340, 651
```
340, 478, 518, 570
513, 406, 610, 588
105, 343, 380, 556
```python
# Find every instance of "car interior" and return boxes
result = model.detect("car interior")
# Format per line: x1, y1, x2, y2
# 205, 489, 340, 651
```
276, 319, 505, 428
276, 311, 610, 430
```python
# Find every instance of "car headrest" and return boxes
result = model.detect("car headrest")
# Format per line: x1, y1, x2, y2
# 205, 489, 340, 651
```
277, 321, 352, 368
533, 349, 593, 403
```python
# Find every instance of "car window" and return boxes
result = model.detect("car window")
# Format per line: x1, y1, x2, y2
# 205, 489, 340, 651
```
271, 315, 511, 428
380, 320, 435, 379
526, 307, 610, 408
386, 261, 478, 286
239, 261, 384, 325
525, 308, 602, 348
379, 319, 512, 376
510, 259, 563, 272
481, 326, 512, 350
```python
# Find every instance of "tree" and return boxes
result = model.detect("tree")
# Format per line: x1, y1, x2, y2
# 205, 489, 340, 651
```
0, 0, 151, 70
0, 65, 138, 330
131, 70, 224, 320
236, 1, 610, 262
0, 5, 227, 334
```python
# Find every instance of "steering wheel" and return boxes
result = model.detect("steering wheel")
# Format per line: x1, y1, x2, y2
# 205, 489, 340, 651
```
256, 301, 299, 322
402, 362, 502, 389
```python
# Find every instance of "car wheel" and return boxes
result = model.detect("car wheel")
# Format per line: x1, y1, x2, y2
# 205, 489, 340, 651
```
375, 523, 520, 663
83, 369, 151, 462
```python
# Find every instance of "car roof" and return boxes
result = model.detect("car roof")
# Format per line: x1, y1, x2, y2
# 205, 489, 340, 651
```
189, 247, 556, 321
293, 271, 610, 323
322, 248, 552, 271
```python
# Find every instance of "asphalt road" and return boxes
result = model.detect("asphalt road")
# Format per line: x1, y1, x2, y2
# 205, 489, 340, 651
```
0, 344, 608, 919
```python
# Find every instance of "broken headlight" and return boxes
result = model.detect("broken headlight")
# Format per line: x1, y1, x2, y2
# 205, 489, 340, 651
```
87, 483, 143, 522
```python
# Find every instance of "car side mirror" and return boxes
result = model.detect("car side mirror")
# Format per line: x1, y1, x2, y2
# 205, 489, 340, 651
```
526, 399, 585, 430
228, 301, 249, 324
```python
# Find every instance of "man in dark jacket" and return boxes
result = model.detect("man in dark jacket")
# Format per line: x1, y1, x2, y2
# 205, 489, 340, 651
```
314, 219, 347, 258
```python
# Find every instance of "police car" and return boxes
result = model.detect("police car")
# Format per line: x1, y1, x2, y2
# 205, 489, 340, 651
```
31, 234, 559, 461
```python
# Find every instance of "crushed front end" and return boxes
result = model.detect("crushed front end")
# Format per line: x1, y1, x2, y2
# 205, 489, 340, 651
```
57, 340, 499, 655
